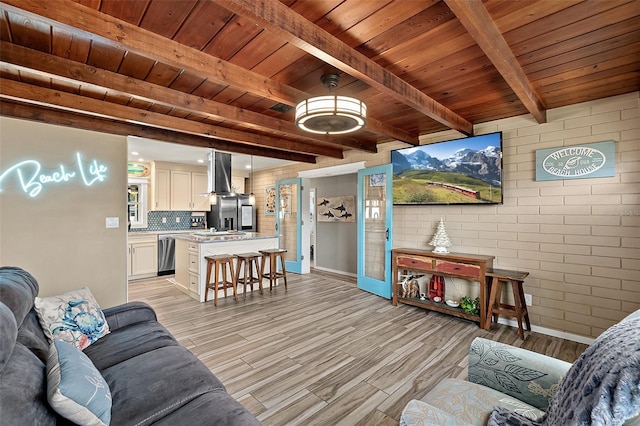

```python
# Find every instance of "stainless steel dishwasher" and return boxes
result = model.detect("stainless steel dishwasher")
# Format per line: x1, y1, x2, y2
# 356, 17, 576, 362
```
157, 234, 176, 275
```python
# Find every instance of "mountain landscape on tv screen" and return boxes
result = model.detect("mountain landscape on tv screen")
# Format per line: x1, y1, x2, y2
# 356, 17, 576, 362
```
392, 144, 502, 204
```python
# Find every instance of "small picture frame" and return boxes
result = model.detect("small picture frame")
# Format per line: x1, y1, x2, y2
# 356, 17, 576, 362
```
369, 173, 385, 187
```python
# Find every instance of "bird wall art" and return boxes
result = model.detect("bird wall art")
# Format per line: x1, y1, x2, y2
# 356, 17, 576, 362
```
317, 196, 355, 223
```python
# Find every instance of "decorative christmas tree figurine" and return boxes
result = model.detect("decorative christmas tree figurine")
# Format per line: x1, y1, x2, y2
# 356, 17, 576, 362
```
429, 218, 453, 254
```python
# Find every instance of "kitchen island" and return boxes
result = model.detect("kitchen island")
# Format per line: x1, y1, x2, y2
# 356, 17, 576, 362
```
174, 232, 279, 302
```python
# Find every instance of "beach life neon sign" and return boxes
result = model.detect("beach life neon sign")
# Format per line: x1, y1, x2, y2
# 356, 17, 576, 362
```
0, 152, 108, 197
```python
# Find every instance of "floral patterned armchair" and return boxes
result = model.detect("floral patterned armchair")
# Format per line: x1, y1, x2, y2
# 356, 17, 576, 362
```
400, 310, 640, 426
400, 337, 571, 425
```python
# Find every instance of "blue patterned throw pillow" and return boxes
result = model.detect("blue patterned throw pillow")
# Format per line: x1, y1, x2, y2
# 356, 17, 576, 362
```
35, 287, 110, 350
47, 339, 112, 426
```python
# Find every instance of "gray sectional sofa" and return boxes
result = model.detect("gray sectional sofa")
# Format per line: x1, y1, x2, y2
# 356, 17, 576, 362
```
0, 266, 260, 425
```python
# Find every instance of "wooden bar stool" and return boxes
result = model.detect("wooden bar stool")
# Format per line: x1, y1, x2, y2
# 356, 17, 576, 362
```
486, 269, 531, 339
234, 252, 263, 298
259, 249, 288, 291
204, 254, 237, 306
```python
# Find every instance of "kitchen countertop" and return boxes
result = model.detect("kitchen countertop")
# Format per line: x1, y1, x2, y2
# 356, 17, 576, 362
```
175, 231, 277, 243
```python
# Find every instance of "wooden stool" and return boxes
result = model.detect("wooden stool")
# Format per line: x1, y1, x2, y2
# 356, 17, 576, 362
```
259, 249, 288, 291
204, 254, 237, 306
486, 269, 531, 339
234, 252, 263, 298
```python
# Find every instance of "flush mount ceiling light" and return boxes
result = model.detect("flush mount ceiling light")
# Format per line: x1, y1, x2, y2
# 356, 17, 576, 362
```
295, 74, 366, 135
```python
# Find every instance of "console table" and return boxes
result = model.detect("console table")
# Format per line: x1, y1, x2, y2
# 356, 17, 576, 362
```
392, 248, 494, 329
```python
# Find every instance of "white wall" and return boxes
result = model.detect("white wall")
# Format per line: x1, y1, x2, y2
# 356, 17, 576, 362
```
311, 174, 358, 275
0, 117, 128, 307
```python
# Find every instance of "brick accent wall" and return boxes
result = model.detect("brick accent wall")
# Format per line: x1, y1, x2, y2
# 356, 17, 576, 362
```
254, 92, 639, 339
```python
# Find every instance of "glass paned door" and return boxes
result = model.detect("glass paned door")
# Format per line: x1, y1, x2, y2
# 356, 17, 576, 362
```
276, 178, 302, 273
357, 164, 393, 298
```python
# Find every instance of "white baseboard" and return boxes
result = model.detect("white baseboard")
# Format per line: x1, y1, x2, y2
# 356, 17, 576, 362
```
313, 269, 596, 345
313, 265, 357, 278
497, 317, 594, 345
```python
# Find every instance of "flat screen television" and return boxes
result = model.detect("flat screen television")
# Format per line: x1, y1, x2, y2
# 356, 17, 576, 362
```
391, 132, 503, 205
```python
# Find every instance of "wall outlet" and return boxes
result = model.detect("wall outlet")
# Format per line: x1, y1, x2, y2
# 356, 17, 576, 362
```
162, 217, 167, 224
176, 217, 180, 223
524, 293, 533, 306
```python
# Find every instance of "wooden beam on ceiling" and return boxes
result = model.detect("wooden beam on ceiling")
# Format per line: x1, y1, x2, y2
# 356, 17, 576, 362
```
0, 0, 418, 145
444, 0, 546, 123
0, 78, 344, 158
0, 41, 376, 154
215, 0, 474, 136
0, 101, 317, 163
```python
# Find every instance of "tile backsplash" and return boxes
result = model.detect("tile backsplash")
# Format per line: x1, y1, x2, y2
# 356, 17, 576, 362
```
130, 211, 205, 232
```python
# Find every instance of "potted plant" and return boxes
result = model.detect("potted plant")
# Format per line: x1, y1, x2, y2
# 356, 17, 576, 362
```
460, 296, 480, 315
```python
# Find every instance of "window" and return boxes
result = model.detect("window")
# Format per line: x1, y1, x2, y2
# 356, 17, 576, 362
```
127, 178, 148, 229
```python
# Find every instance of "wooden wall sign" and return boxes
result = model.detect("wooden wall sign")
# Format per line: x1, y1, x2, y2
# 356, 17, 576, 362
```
127, 162, 150, 177
535, 141, 615, 181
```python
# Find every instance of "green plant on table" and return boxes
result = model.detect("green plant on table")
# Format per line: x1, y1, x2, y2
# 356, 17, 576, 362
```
460, 296, 480, 315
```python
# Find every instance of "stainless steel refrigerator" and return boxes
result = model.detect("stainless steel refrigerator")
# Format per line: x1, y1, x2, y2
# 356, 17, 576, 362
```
206, 194, 256, 231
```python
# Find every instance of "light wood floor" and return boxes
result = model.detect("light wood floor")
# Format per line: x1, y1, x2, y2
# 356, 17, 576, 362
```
129, 270, 587, 425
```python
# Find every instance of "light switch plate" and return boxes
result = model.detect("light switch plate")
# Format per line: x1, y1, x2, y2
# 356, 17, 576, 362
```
106, 217, 119, 228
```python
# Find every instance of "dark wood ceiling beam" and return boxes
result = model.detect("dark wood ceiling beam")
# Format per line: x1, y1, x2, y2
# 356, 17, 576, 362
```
444, 0, 546, 123
0, 0, 418, 145
0, 0, 300, 104
0, 41, 376, 153
0, 101, 317, 163
215, 0, 473, 136
0, 78, 344, 158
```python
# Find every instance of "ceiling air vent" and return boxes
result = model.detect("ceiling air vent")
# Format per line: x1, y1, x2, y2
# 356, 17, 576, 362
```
270, 103, 293, 113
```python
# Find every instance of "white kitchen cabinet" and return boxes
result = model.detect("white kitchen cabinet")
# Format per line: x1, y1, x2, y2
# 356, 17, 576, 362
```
170, 170, 192, 210
151, 162, 209, 211
175, 239, 200, 298
128, 234, 157, 280
170, 170, 209, 211
153, 169, 170, 210
174, 236, 279, 302
191, 172, 209, 211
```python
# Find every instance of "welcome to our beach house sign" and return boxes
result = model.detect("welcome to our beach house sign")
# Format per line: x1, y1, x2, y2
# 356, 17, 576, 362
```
535, 141, 615, 181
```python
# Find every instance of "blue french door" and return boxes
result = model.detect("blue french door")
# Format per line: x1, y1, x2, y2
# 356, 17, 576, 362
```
275, 178, 302, 273
357, 164, 393, 298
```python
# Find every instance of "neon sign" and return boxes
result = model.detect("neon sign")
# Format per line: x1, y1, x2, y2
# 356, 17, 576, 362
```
0, 152, 108, 197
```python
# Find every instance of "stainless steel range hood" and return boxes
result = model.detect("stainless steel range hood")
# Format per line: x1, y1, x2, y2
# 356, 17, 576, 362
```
207, 151, 232, 194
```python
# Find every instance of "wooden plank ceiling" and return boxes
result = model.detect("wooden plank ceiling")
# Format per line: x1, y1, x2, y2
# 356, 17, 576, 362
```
1, 0, 638, 163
